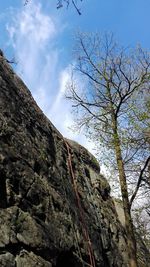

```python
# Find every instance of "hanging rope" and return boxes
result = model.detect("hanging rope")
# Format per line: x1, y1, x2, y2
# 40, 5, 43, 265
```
59, 163, 85, 267
63, 139, 96, 267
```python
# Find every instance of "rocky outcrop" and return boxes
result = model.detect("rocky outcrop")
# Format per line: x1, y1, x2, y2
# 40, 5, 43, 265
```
0, 53, 129, 267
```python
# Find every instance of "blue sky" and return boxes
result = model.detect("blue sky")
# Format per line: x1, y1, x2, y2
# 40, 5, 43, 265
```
0, 0, 150, 156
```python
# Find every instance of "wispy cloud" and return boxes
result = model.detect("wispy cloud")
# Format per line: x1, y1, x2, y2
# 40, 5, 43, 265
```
6, 1, 58, 109
6, 0, 97, 157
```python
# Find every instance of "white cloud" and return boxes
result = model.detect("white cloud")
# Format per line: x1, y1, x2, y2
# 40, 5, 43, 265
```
48, 66, 75, 137
49, 66, 97, 156
6, 0, 98, 159
6, 1, 57, 98
51, 67, 70, 113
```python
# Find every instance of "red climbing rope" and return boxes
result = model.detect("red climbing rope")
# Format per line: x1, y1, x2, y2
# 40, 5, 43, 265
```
64, 139, 96, 267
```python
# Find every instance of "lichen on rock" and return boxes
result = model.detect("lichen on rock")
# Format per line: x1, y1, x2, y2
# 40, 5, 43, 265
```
0, 52, 132, 267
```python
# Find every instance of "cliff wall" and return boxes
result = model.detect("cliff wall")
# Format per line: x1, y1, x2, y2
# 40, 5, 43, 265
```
0, 54, 128, 267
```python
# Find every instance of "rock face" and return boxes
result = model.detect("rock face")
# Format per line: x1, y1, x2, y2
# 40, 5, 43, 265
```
0, 54, 129, 267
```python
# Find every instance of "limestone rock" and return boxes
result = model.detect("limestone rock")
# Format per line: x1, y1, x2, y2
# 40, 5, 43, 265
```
0, 53, 129, 266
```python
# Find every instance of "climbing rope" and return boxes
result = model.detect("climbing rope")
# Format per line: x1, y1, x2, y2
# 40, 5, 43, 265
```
82, 168, 105, 252
63, 139, 96, 267
59, 164, 85, 267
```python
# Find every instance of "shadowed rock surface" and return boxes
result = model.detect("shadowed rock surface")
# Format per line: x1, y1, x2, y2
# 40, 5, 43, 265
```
0, 54, 130, 267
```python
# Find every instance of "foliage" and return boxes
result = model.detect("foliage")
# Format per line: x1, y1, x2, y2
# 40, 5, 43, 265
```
66, 32, 150, 267
133, 205, 150, 250
67, 32, 150, 203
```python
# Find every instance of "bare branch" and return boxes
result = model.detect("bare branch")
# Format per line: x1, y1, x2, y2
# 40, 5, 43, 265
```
24, 0, 82, 14
130, 156, 150, 208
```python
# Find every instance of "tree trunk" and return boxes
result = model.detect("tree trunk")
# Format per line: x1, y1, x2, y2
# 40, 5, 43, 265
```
106, 83, 138, 266
110, 110, 138, 267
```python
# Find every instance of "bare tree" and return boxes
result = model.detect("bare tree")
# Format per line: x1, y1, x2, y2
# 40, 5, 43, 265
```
57, 0, 83, 14
24, 0, 83, 15
66, 32, 150, 267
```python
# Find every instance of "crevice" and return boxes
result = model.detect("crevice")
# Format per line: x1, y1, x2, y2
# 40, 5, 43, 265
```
101, 187, 110, 201
54, 249, 84, 267
33, 161, 41, 175
0, 133, 12, 145
0, 170, 7, 208
26, 121, 36, 138
101, 248, 110, 267
84, 168, 90, 179
18, 176, 36, 209
0, 242, 54, 263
